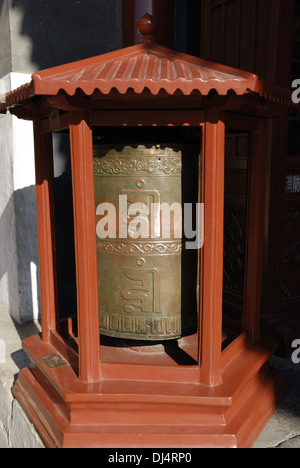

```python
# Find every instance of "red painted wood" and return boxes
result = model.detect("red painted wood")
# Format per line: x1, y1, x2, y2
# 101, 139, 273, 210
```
69, 113, 101, 383
201, 0, 294, 87
201, 111, 225, 386
122, 0, 175, 48
33, 122, 58, 342
12, 332, 285, 448
243, 119, 269, 341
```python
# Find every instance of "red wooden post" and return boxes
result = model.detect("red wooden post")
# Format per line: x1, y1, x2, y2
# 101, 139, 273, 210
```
33, 122, 57, 342
200, 111, 225, 386
69, 113, 101, 383
243, 119, 269, 342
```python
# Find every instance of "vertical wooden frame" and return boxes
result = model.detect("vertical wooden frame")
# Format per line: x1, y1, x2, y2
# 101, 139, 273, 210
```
33, 122, 58, 343
200, 110, 225, 386
243, 118, 269, 341
69, 112, 101, 383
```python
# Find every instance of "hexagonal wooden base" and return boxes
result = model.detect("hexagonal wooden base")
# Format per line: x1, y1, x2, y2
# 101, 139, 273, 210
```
13, 333, 286, 448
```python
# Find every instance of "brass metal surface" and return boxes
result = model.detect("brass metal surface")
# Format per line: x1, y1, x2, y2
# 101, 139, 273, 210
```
94, 140, 200, 340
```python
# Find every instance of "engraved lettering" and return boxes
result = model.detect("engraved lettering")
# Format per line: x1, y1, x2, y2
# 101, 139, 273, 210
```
121, 267, 160, 314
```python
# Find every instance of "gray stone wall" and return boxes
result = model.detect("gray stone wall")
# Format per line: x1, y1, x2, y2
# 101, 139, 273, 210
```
0, 1, 11, 77
1, 0, 122, 74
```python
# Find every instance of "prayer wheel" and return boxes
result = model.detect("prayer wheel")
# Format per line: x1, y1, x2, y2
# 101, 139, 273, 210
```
93, 130, 201, 341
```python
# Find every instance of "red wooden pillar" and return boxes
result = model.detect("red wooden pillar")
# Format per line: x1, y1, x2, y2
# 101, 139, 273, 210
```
201, 111, 225, 386
33, 122, 58, 343
69, 113, 101, 383
243, 119, 269, 342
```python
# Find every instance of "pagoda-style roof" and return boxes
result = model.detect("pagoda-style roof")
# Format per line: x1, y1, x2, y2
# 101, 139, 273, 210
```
0, 14, 295, 115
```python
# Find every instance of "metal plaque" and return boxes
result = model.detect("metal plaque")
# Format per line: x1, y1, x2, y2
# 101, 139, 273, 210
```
42, 353, 68, 369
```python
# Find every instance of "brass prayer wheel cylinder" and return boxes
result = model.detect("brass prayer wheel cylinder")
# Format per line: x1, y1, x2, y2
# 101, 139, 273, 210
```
94, 137, 200, 341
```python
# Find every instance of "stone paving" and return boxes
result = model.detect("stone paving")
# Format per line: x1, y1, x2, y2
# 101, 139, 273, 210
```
253, 354, 300, 448
0, 308, 43, 448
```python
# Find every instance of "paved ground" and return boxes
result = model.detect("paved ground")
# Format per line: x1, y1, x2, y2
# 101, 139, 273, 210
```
253, 354, 300, 448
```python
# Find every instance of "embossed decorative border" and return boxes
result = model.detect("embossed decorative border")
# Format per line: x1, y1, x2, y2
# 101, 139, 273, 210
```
100, 310, 181, 338
96, 240, 183, 254
93, 156, 198, 176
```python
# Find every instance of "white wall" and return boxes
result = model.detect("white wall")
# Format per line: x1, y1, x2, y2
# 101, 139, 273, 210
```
0, 72, 40, 323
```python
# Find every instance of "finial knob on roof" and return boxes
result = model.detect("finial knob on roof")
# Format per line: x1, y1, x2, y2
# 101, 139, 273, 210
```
137, 14, 158, 46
